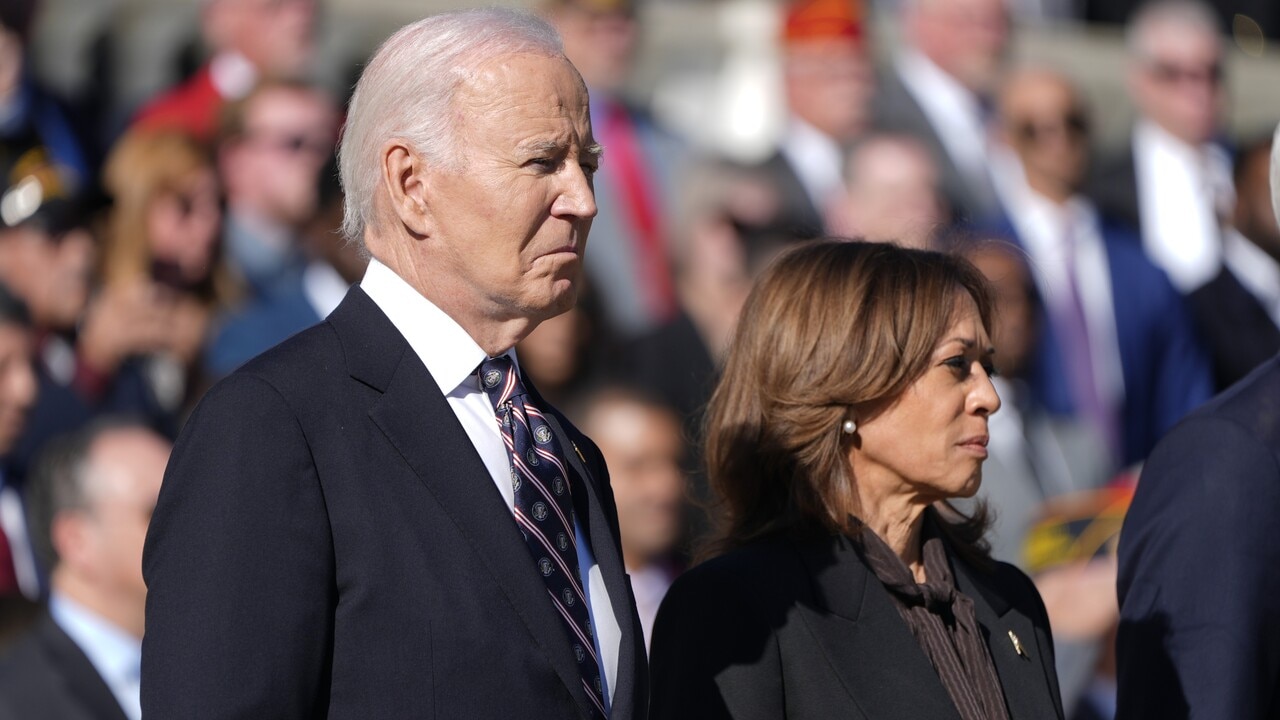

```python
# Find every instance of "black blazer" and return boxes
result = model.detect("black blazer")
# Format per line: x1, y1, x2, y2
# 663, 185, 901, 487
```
141, 287, 648, 719
0, 613, 129, 720
649, 532, 1063, 720
1117, 354, 1280, 719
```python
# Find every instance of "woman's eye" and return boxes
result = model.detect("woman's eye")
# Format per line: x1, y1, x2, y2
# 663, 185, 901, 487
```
943, 356, 966, 370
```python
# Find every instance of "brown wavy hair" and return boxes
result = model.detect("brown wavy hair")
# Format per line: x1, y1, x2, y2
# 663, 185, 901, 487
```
702, 239, 995, 561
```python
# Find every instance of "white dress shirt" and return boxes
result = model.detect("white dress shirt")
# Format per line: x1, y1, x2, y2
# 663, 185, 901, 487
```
360, 258, 620, 705
778, 115, 845, 220
1133, 120, 1231, 293
992, 149, 1126, 412
49, 593, 142, 720
896, 48, 993, 187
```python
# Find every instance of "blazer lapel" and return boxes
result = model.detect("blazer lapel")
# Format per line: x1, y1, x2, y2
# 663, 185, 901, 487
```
329, 288, 597, 720
952, 556, 1064, 720
526, 378, 645, 720
39, 616, 131, 720
793, 535, 962, 720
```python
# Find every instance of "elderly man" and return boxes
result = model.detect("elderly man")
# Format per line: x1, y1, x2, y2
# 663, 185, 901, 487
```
1090, 0, 1230, 294
0, 421, 169, 720
1115, 124, 1280, 719
141, 9, 646, 720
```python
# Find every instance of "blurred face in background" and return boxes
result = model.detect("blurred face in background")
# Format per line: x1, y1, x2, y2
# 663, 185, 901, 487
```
1234, 140, 1280, 262
147, 166, 222, 287
965, 242, 1036, 378
222, 85, 337, 228
1129, 16, 1224, 145
784, 38, 874, 144
585, 396, 685, 569
906, 0, 1009, 95
0, 222, 94, 331
552, 2, 639, 95
206, 0, 317, 77
832, 135, 946, 249
1000, 70, 1091, 200
0, 321, 35, 455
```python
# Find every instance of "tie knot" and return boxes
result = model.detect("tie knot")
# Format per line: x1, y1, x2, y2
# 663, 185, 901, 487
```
477, 355, 525, 410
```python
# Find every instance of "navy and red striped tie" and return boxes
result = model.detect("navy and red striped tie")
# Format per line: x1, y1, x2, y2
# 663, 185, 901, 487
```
477, 355, 607, 719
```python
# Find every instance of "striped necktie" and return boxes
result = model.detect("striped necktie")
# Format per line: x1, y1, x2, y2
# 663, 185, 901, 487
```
477, 355, 608, 719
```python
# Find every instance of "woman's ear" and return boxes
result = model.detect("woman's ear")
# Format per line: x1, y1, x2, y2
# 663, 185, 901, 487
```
380, 140, 432, 238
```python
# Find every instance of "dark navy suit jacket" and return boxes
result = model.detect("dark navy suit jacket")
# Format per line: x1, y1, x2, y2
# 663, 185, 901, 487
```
988, 216, 1214, 466
1116, 354, 1280, 719
142, 287, 648, 719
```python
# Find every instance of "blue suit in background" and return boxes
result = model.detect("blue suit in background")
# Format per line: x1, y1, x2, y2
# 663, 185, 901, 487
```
1116, 354, 1280, 719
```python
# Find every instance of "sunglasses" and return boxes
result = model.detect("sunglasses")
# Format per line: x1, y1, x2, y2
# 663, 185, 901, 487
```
1146, 60, 1223, 87
1013, 111, 1090, 145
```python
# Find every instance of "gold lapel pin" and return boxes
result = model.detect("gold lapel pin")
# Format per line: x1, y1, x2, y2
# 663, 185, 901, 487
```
1008, 630, 1028, 659
572, 441, 587, 464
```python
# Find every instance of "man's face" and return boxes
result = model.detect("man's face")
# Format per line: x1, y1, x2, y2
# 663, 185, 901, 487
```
784, 39, 874, 144
554, 6, 638, 94
419, 53, 598, 325
211, 0, 316, 77
223, 87, 337, 227
75, 429, 169, 610
1131, 20, 1224, 144
1001, 74, 1090, 195
0, 223, 94, 330
0, 322, 35, 455
587, 400, 684, 568
909, 0, 1009, 94
840, 138, 944, 249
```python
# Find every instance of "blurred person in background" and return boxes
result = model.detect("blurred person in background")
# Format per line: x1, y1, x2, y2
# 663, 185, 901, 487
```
1115, 126, 1280, 720
990, 67, 1212, 470
1089, 0, 1230, 295
0, 420, 169, 720
206, 159, 364, 380
955, 236, 1115, 719
0, 0, 91, 193
577, 386, 686, 649
741, 0, 874, 240
1186, 135, 1280, 389
516, 287, 607, 411
827, 133, 950, 249
96, 130, 233, 430
650, 240, 1063, 719
872, 0, 1010, 224
0, 284, 37, 602
545, 0, 686, 340
216, 79, 339, 299
132, 0, 319, 142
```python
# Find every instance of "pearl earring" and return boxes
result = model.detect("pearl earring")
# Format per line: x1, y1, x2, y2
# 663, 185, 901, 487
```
842, 419, 858, 435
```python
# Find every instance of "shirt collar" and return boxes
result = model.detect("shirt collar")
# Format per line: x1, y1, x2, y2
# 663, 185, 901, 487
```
897, 48, 983, 127
359, 258, 519, 396
49, 592, 141, 688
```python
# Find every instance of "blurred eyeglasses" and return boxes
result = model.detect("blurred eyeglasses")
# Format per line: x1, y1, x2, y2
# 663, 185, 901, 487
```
1146, 60, 1223, 88
1013, 111, 1090, 146
242, 131, 333, 160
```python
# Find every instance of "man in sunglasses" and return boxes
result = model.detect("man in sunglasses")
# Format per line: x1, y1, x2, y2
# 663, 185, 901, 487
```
216, 78, 340, 300
989, 67, 1212, 474
1090, 0, 1230, 296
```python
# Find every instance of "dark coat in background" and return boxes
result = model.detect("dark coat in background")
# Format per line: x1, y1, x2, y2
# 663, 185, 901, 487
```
0, 614, 129, 720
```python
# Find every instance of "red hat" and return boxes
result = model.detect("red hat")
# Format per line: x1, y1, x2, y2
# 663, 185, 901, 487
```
783, 0, 863, 44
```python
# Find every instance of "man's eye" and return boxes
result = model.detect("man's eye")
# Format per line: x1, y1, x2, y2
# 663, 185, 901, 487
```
581, 163, 598, 177
528, 158, 557, 170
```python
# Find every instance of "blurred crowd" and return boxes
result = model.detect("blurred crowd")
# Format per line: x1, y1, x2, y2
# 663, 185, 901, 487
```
0, 0, 1277, 718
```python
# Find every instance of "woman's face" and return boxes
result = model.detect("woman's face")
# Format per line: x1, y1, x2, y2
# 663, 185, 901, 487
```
147, 167, 222, 285
849, 292, 1001, 504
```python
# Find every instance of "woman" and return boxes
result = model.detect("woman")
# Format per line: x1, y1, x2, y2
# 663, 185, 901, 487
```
649, 240, 1064, 720
84, 129, 233, 426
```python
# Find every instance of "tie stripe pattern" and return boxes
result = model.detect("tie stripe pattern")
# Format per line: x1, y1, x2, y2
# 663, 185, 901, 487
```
477, 356, 607, 719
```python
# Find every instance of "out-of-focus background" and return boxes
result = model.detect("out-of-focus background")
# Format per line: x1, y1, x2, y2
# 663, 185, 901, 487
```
1, 1, 1278, 719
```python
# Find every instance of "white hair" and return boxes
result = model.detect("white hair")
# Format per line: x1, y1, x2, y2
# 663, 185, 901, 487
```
338, 8, 565, 247
1125, 0, 1221, 60
1271, 122, 1280, 231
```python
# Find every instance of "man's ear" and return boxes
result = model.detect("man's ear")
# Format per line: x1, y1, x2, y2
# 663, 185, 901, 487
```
381, 140, 433, 238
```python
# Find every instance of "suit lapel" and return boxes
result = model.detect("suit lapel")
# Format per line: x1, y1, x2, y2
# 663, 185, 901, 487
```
952, 557, 1064, 720
329, 288, 596, 720
39, 616, 131, 720
792, 535, 962, 720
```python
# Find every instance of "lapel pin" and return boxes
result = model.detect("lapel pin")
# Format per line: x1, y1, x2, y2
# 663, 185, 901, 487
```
1008, 630, 1028, 659
572, 441, 587, 465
